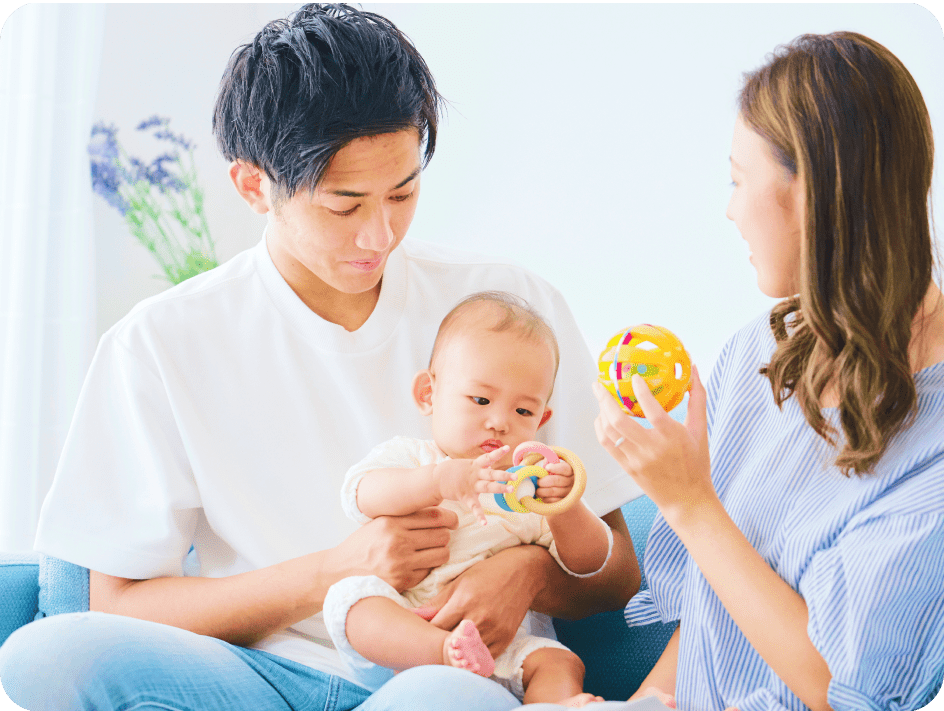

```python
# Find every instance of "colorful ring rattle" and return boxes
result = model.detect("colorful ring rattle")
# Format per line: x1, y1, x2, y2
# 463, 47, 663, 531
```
493, 442, 587, 516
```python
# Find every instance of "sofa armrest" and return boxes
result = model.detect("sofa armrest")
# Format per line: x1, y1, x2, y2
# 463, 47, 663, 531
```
0, 553, 40, 647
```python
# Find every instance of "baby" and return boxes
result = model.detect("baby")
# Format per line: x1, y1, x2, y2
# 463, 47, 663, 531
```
323, 291, 613, 706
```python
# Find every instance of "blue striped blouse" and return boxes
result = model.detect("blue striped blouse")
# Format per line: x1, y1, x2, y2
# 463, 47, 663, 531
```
625, 311, 944, 711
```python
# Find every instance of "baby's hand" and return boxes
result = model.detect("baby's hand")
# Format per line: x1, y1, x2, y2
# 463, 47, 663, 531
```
535, 459, 574, 504
437, 446, 513, 526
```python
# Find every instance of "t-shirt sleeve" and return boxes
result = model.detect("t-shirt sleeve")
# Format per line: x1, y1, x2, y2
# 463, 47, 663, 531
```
341, 437, 430, 524
34, 334, 201, 579
799, 510, 944, 711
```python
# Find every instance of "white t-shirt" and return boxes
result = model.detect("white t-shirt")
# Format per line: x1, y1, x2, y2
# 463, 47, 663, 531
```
34, 232, 640, 680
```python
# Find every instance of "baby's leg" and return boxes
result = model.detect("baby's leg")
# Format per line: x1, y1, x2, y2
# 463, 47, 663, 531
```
346, 597, 494, 676
521, 647, 601, 706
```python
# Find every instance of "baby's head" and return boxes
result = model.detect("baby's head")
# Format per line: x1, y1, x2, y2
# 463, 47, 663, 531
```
412, 291, 559, 470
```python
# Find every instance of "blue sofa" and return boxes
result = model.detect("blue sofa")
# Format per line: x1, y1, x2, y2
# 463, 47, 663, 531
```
0, 495, 674, 701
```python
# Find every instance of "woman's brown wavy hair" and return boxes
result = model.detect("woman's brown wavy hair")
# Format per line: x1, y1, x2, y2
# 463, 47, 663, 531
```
739, 32, 935, 475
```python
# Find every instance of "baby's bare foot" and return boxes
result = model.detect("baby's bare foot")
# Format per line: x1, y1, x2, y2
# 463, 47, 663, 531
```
558, 692, 605, 707
442, 619, 495, 677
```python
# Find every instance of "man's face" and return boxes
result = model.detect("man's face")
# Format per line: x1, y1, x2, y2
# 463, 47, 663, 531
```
261, 129, 422, 299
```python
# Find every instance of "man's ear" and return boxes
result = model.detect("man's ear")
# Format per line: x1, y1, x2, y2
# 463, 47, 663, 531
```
412, 370, 434, 415
229, 161, 271, 215
538, 408, 553, 429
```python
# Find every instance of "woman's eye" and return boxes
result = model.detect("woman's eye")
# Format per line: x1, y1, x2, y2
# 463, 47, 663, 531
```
471, 397, 490, 405
516, 408, 534, 417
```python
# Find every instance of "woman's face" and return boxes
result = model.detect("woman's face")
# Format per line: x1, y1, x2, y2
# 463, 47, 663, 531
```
726, 115, 805, 299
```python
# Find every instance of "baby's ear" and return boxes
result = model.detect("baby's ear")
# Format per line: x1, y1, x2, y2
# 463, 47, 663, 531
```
539, 408, 553, 428
412, 370, 434, 415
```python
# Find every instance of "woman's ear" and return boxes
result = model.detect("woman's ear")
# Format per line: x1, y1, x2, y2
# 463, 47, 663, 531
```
539, 408, 553, 429
229, 161, 271, 215
412, 370, 434, 415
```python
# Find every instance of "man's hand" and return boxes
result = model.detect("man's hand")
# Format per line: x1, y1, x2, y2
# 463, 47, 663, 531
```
534, 458, 575, 504
329, 506, 459, 591
436, 446, 513, 525
426, 545, 548, 657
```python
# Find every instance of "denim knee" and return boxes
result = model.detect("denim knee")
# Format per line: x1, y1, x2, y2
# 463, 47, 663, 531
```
358, 665, 521, 711
1, 612, 108, 710
0, 611, 244, 711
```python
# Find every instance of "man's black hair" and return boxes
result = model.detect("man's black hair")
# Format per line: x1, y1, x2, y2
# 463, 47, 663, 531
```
213, 4, 442, 202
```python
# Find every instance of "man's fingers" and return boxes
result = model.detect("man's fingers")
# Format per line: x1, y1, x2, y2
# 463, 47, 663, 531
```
401, 506, 459, 530
411, 544, 450, 571
429, 600, 461, 632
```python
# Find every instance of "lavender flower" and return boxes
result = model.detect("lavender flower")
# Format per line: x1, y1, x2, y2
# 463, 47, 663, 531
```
153, 128, 194, 151
136, 115, 168, 131
88, 122, 130, 214
87, 117, 216, 284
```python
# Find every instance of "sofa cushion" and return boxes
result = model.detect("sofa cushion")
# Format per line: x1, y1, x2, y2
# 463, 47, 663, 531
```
0, 553, 40, 647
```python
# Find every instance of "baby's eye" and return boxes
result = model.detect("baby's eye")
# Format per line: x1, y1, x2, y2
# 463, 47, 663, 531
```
471, 397, 490, 405
516, 408, 534, 417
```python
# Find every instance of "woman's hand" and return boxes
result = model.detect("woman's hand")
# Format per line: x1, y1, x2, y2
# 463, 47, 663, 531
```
629, 686, 677, 708
593, 367, 716, 529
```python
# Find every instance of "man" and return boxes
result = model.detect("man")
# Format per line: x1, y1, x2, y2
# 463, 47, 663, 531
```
0, 6, 639, 710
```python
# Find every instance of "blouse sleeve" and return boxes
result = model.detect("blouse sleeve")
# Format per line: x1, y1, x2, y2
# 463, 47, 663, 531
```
625, 332, 739, 627
799, 510, 944, 710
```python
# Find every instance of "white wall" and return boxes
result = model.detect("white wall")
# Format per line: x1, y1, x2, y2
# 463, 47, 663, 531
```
91, 3, 944, 375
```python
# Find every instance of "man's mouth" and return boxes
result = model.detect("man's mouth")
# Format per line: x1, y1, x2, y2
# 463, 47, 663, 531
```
348, 257, 383, 272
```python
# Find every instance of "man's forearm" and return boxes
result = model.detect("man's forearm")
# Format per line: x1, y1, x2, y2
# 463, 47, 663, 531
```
90, 548, 344, 647
531, 509, 640, 619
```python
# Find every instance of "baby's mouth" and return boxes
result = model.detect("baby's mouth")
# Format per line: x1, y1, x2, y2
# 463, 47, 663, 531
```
480, 439, 503, 453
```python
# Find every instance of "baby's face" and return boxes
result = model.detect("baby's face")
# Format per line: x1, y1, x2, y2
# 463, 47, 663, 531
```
427, 329, 555, 469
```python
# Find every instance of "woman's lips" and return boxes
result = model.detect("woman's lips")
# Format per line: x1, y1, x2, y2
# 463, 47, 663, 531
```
348, 257, 383, 272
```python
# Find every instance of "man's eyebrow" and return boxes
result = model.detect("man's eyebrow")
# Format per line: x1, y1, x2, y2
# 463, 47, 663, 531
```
325, 167, 421, 198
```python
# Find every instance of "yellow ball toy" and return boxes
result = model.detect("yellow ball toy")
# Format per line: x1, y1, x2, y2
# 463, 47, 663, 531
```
598, 324, 692, 417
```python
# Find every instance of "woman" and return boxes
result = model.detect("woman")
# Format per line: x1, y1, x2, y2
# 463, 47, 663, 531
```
595, 32, 944, 711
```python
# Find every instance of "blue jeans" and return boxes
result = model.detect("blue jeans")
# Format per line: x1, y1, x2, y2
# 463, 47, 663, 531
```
0, 612, 522, 711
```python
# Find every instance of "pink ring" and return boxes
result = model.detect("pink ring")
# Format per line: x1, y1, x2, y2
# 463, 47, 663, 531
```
512, 441, 559, 467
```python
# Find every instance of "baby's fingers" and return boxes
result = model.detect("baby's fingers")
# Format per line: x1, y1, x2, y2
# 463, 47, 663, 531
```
476, 466, 512, 482
543, 461, 573, 478
474, 445, 509, 468
475, 480, 514, 495
467, 498, 489, 527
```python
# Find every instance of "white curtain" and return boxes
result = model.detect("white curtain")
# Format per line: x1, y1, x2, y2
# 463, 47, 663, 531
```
0, 4, 105, 552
